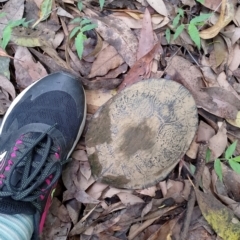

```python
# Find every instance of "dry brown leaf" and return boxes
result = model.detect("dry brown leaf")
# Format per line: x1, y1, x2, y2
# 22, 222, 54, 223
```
228, 43, 240, 71
137, 8, 155, 60
102, 187, 133, 199
209, 122, 228, 159
86, 182, 108, 199
14, 46, 47, 89
118, 43, 160, 91
66, 199, 82, 225
136, 186, 157, 197
166, 56, 238, 119
90, 15, 138, 67
214, 35, 227, 67
74, 190, 100, 204
186, 135, 199, 159
79, 161, 91, 180
88, 45, 124, 78
72, 150, 88, 161
0, 0, 25, 35
200, 0, 234, 39
196, 121, 215, 143
117, 192, 144, 205
0, 75, 16, 99
146, 0, 168, 17
85, 89, 114, 114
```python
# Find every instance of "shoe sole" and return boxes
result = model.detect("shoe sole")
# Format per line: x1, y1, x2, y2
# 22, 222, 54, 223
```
0, 72, 87, 159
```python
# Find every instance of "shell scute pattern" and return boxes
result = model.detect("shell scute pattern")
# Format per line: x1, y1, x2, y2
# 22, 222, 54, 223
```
86, 79, 198, 189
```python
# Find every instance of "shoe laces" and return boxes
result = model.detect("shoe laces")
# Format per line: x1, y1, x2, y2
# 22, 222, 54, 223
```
0, 125, 63, 211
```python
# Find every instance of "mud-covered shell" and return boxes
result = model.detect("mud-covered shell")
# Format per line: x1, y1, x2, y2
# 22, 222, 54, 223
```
86, 78, 198, 189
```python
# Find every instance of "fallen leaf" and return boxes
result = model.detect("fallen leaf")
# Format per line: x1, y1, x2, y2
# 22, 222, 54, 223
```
86, 182, 108, 200
146, 0, 168, 17
137, 8, 155, 60
228, 43, 240, 72
209, 122, 228, 159
14, 46, 47, 89
88, 45, 124, 78
200, 0, 234, 39
90, 15, 138, 67
0, 0, 25, 35
66, 199, 82, 225
118, 43, 160, 91
117, 192, 144, 205
74, 190, 100, 204
195, 187, 240, 240
0, 74, 16, 99
50, 197, 71, 222
196, 120, 215, 143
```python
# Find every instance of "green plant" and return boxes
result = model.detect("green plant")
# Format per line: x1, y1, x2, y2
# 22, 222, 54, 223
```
165, 8, 212, 49
77, 0, 105, 11
69, 18, 97, 59
213, 141, 240, 182
1, 18, 31, 49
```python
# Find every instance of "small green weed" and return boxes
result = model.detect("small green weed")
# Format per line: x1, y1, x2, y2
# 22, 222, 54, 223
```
1, 18, 31, 50
165, 8, 212, 49
69, 18, 97, 59
212, 141, 240, 182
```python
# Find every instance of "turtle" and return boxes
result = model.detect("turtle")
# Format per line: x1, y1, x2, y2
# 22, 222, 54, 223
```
85, 78, 198, 189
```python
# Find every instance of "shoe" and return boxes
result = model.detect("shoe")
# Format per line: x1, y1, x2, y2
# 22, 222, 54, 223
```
0, 72, 86, 239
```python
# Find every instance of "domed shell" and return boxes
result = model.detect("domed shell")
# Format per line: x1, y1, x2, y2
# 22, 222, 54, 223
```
86, 78, 198, 189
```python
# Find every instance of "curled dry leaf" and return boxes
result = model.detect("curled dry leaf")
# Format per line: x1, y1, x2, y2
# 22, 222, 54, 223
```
199, 0, 234, 39
86, 182, 108, 200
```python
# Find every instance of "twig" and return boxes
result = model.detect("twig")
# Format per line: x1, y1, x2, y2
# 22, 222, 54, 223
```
180, 142, 208, 240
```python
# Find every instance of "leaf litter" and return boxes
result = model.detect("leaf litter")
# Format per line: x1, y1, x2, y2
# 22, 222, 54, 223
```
3, 0, 240, 239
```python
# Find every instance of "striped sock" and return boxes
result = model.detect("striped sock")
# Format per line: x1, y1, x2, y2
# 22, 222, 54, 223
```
0, 213, 34, 240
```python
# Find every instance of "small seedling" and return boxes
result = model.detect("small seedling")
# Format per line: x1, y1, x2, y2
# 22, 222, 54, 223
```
69, 18, 97, 59
212, 141, 240, 182
1, 18, 31, 50
165, 8, 212, 49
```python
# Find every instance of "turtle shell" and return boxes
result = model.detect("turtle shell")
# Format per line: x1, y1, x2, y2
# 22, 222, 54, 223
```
86, 78, 198, 189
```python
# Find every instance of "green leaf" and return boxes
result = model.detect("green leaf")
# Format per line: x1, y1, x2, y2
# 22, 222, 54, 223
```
8, 18, 26, 28
214, 159, 223, 182
1, 26, 12, 49
70, 17, 82, 24
69, 26, 81, 39
189, 163, 196, 175
0, 12, 6, 18
173, 24, 184, 40
225, 141, 237, 160
188, 23, 201, 49
196, 0, 204, 3
80, 18, 92, 26
99, 0, 105, 9
229, 159, 240, 174
39, 0, 53, 21
77, 1, 83, 11
22, 19, 34, 28
75, 32, 87, 59
178, 8, 184, 17
173, 14, 181, 28
231, 156, 240, 162
190, 13, 212, 24
81, 23, 97, 33
206, 148, 211, 163
165, 28, 171, 43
